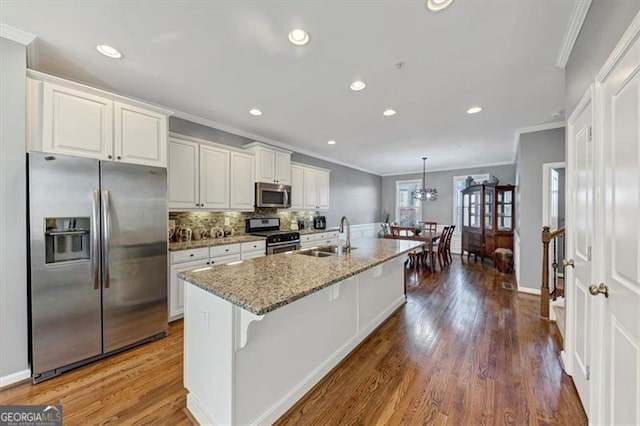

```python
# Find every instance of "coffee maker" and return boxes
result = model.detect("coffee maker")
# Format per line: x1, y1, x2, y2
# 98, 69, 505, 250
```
313, 216, 326, 229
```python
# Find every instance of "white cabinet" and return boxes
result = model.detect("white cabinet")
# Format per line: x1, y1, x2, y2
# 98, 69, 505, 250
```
28, 74, 169, 167
200, 145, 230, 209
230, 151, 255, 210
290, 164, 304, 210
241, 240, 266, 260
303, 167, 331, 210
168, 139, 199, 209
300, 231, 339, 250
169, 247, 209, 321
245, 143, 291, 184
114, 101, 167, 167
168, 135, 255, 211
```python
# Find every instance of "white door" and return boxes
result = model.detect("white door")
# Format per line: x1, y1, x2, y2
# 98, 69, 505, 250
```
42, 82, 113, 160
290, 164, 304, 209
257, 147, 276, 183
230, 151, 255, 211
168, 139, 199, 209
566, 85, 595, 415
113, 101, 167, 167
275, 151, 291, 184
169, 259, 208, 321
597, 27, 640, 425
200, 145, 230, 209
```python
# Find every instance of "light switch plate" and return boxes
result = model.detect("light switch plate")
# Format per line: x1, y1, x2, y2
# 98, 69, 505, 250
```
224, 217, 230, 226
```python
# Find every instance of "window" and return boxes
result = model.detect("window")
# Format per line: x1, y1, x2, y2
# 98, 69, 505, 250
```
452, 174, 489, 233
395, 180, 421, 226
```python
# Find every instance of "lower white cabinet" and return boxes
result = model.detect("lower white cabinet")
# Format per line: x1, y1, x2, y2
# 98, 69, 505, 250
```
169, 241, 265, 320
300, 231, 339, 250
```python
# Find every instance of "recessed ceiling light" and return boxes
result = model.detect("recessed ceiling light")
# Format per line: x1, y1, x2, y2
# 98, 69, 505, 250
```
327, 140, 336, 145
383, 109, 397, 116
350, 80, 366, 91
467, 106, 483, 114
249, 108, 263, 116
426, 0, 453, 12
288, 28, 310, 46
96, 44, 122, 59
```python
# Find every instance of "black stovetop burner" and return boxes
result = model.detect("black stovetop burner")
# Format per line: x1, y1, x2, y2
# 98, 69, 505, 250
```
245, 218, 300, 244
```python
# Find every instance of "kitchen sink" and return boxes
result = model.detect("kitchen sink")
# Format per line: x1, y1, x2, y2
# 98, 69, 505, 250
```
315, 245, 357, 254
297, 250, 334, 258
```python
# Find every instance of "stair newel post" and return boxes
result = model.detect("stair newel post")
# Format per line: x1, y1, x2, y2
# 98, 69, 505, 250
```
541, 226, 550, 319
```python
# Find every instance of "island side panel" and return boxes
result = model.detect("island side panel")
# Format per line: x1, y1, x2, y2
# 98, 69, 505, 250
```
358, 256, 406, 335
234, 276, 359, 424
184, 283, 234, 425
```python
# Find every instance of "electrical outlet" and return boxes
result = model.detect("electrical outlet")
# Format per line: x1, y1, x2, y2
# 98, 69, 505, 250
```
201, 307, 209, 330
224, 217, 230, 226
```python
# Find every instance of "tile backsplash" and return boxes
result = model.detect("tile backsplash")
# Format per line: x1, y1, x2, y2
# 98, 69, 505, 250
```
169, 209, 317, 235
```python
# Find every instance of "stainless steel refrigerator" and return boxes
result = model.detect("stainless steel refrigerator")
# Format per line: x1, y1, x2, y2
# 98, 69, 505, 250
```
28, 152, 168, 382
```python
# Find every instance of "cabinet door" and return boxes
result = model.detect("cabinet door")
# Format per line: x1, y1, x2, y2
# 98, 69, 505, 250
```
317, 170, 330, 210
256, 147, 276, 183
200, 145, 230, 209
42, 82, 113, 159
113, 101, 167, 167
290, 165, 304, 209
230, 151, 255, 211
169, 259, 208, 320
303, 168, 318, 209
168, 139, 200, 209
275, 151, 291, 184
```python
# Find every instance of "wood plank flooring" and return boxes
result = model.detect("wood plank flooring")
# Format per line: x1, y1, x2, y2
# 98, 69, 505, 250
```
1, 258, 587, 425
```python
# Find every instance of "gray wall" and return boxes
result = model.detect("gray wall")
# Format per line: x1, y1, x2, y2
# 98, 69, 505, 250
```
381, 164, 516, 225
0, 38, 29, 381
170, 117, 382, 227
565, 0, 640, 113
516, 127, 566, 290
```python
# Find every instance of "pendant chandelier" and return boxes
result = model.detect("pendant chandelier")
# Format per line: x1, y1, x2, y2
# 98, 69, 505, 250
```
413, 157, 438, 201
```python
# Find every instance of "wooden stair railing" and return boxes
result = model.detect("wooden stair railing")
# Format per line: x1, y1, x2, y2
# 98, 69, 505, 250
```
541, 226, 565, 319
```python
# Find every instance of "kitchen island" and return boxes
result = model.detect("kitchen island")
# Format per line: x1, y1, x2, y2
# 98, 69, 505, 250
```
179, 238, 421, 425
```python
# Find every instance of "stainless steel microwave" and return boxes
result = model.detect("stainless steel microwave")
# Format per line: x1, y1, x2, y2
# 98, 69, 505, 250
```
255, 182, 291, 208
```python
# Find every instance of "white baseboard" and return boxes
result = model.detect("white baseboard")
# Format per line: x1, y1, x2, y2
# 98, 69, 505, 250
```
187, 393, 218, 426
0, 369, 31, 388
560, 350, 569, 374
254, 295, 406, 425
518, 286, 542, 296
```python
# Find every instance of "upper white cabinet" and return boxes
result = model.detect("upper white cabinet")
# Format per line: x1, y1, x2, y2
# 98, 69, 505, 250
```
290, 164, 304, 210
114, 101, 167, 167
245, 143, 291, 185
28, 72, 170, 167
295, 162, 331, 211
168, 134, 255, 211
230, 151, 255, 210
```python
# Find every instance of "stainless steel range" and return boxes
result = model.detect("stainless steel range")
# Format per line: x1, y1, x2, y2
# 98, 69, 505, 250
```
245, 218, 300, 255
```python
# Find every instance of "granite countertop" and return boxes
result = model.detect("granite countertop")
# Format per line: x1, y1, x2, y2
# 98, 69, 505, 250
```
168, 234, 266, 251
297, 227, 340, 235
179, 238, 421, 315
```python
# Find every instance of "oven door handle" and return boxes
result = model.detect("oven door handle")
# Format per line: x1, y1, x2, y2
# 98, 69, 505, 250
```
268, 240, 301, 247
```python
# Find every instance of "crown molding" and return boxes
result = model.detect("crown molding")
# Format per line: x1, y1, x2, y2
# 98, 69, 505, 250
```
555, 0, 592, 69
380, 161, 516, 177
511, 121, 566, 162
596, 10, 640, 82
0, 23, 36, 45
171, 110, 380, 176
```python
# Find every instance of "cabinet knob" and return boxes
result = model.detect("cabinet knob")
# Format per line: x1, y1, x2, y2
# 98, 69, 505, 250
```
108, 155, 113, 159
190, 254, 194, 257
117, 156, 121, 160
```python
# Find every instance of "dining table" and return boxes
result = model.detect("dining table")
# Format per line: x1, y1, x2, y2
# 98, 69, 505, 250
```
384, 231, 442, 271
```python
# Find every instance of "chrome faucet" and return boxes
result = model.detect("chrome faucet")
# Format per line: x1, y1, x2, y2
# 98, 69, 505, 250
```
339, 216, 351, 252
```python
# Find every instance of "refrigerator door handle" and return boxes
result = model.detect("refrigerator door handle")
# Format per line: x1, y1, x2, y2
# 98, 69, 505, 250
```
102, 190, 111, 289
92, 189, 100, 290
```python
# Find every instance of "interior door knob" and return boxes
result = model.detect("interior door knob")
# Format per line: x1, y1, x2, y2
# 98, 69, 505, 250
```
563, 258, 575, 268
589, 283, 609, 298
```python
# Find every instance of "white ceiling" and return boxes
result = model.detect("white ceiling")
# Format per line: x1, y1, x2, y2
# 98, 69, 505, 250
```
1, 1, 574, 175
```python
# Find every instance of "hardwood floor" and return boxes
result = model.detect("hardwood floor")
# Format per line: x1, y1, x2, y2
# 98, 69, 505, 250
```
1, 259, 587, 425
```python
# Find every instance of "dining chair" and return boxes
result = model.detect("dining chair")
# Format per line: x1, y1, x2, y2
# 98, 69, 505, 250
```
445, 225, 456, 264
436, 226, 450, 269
421, 221, 437, 233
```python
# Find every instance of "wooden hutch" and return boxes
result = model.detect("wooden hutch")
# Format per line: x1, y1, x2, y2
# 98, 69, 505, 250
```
461, 184, 515, 264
